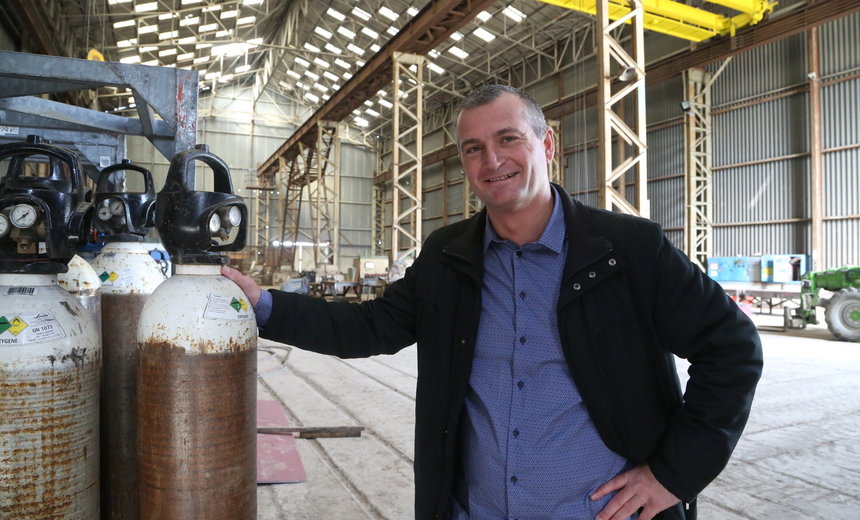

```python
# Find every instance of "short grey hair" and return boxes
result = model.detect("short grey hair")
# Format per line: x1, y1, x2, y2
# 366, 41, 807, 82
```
455, 84, 549, 146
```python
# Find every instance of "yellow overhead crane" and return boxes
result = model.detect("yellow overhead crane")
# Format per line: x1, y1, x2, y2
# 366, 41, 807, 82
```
539, 0, 777, 41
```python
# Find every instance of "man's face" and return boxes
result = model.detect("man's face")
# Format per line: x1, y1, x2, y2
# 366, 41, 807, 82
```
457, 93, 554, 215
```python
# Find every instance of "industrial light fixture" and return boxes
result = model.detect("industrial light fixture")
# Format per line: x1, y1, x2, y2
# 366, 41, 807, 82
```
305, 92, 320, 103
181, 0, 202, 4
286, 70, 301, 79
158, 31, 179, 40
193, 56, 209, 64
387, 26, 398, 36
476, 11, 492, 22
334, 58, 351, 70
379, 98, 393, 109
361, 27, 379, 39
618, 65, 637, 82
342, 71, 353, 80
120, 55, 141, 64
346, 43, 365, 56
313, 58, 329, 69
196, 43, 212, 49
314, 27, 333, 39
294, 56, 310, 67
427, 62, 445, 74
354, 117, 369, 127
139, 25, 158, 34
407, 7, 419, 16
324, 43, 342, 54
114, 19, 135, 29
304, 70, 320, 81
117, 39, 137, 48
221, 10, 238, 19
243, 0, 264, 5
139, 46, 157, 53
370, 44, 381, 53
159, 48, 177, 57
304, 42, 321, 53
179, 16, 199, 26
178, 52, 194, 61
450, 31, 463, 41
199, 23, 217, 32
313, 83, 328, 92
237, 16, 256, 26
365, 108, 379, 117
323, 71, 339, 82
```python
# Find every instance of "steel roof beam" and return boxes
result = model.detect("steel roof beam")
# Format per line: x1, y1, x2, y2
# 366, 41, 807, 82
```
257, 0, 496, 179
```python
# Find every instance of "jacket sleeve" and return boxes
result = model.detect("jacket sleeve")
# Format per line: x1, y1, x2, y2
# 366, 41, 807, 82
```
645, 227, 763, 502
260, 262, 419, 359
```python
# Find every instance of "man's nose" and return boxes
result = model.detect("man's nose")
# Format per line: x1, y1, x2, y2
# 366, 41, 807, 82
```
483, 145, 503, 168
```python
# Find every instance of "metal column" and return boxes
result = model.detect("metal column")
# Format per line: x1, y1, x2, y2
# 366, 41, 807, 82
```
595, 0, 648, 217
808, 27, 824, 270
307, 121, 340, 268
548, 119, 563, 186
390, 52, 424, 266
372, 139, 386, 257
278, 150, 308, 271
683, 68, 714, 271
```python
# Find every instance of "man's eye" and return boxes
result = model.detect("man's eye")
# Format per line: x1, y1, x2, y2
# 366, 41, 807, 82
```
465, 146, 481, 154
501, 136, 519, 143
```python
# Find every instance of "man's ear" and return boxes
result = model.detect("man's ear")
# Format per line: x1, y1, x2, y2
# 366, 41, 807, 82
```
543, 128, 555, 162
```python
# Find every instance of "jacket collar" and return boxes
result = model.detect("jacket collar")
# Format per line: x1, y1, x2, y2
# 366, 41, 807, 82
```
440, 183, 615, 283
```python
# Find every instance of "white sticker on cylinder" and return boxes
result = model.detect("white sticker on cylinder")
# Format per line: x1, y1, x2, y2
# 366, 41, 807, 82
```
0, 311, 66, 345
203, 293, 252, 322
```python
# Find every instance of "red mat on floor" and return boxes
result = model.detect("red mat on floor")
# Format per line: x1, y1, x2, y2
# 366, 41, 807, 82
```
257, 399, 308, 484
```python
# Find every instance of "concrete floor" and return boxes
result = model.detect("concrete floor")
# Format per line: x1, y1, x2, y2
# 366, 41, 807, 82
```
255, 318, 860, 519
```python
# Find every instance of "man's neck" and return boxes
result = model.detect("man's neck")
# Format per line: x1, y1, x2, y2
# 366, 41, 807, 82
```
487, 192, 555, 247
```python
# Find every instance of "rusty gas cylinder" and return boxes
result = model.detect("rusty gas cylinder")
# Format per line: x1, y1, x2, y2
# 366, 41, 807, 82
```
0, 273, 101, 518
136, 264, 256, 519
92, 241, 165, 520
57, 254, 103, 331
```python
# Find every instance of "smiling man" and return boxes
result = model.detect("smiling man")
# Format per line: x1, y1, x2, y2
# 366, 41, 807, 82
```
223, 84, 762, 520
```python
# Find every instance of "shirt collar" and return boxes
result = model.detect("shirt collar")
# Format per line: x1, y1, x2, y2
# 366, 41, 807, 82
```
483, 185, 566, 254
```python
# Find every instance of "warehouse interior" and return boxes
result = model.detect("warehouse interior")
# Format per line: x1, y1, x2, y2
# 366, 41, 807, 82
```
1, 0, 859, 518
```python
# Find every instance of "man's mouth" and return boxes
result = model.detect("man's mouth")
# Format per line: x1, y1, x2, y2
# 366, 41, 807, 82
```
487, 172, 517, 183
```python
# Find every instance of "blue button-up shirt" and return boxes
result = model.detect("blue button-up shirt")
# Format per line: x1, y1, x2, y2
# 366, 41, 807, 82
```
452, 188, 631, 519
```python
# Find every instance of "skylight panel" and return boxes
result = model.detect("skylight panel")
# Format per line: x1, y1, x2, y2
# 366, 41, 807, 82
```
303, 70, 319, 81
342, 71, 353, 79
361, 27, 379, 39
448, 46, 469, 59
294, 56, 310, 68
178, 52, 195, 61
138, 25, 158, 34
313, 83, 328, 93
370, 44, 381, 53
387, 26, 398, 36
314, 27, 333, 39
247, 38, 263, 46
346, 43, 365, 56
205, 71, 221, 80
120, 55, 141, 64
427, 62, 445, 74
181, 0, 202, 4
158, 48, 177, 57
178, 36, 196, 45
324, 43, 342, 54
236, 64, 251, 73
304, 42, 321, 53
199, 23, 217, 32
503, 5, 526, 23
180, 16, 199, 26
193, 56, 209, 64
142, 59, 159, 66
117, 39, 137, 48
159, 30, 179, 40
354, 117, 369, 127
351, 7, 371, 21
450, 31, 463, 41
237, 16, 256, 26
313, 58, 330, 69
243, 0, 264, 5
366, 108, 379, 117
305, 92, 320, 103
286, 70, 302, 79
215, 29, 233, 38
472, 28, 495, 42
159, 13, 177, 20
476, 11, 492, 22
337, 26, 356, 39
428, 49, 440, 59
407, 7, 419, 16
334, 58, 351, 70
135, 2, 157, 13
323, 71, 339, 82
379, 7, 398, 21
139, 46, 157, 53
113, 19, 135, 29
221, 10, 238, 19
326, 8, 345, 21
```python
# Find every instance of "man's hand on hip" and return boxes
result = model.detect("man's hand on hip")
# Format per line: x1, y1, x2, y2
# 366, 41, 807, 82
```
591, 464, 680, 520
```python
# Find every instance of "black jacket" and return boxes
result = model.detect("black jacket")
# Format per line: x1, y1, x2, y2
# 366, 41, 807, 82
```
263, 186, 763, 520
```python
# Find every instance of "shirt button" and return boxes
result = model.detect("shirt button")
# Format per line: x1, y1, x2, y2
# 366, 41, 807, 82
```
517, 380, 524, 389
519, 291, 526, 300
588, 271, 596, 278
460, 338, 466, 345
515, 250, 522, 257
608, 258, 617, 266
573, 283, 581, 290
511, 476, 518, 484
519, 336, 526, 345
513, 429, 520, 438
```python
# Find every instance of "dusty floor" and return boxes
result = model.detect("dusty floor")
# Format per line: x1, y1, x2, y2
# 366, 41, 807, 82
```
255, 318, 860, 519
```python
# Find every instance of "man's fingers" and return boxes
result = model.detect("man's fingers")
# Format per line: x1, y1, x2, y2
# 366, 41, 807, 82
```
594, 486, 635, 520
221, 265, 262, 306
591, 472, 628, 501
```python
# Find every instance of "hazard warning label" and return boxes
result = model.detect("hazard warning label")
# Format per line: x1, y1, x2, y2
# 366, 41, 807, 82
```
203, 294, 252, 322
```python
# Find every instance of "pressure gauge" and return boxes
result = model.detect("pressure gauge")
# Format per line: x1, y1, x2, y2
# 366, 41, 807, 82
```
0, 213, 9, 237
10, 204, 38, 229
109, 198, 124, 216
227, 206, 242, 227
97, 205, 113, 221
208, 212, 222, 234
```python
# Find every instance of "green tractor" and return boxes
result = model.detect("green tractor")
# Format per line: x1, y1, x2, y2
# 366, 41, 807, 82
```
787, 266, 860, 342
